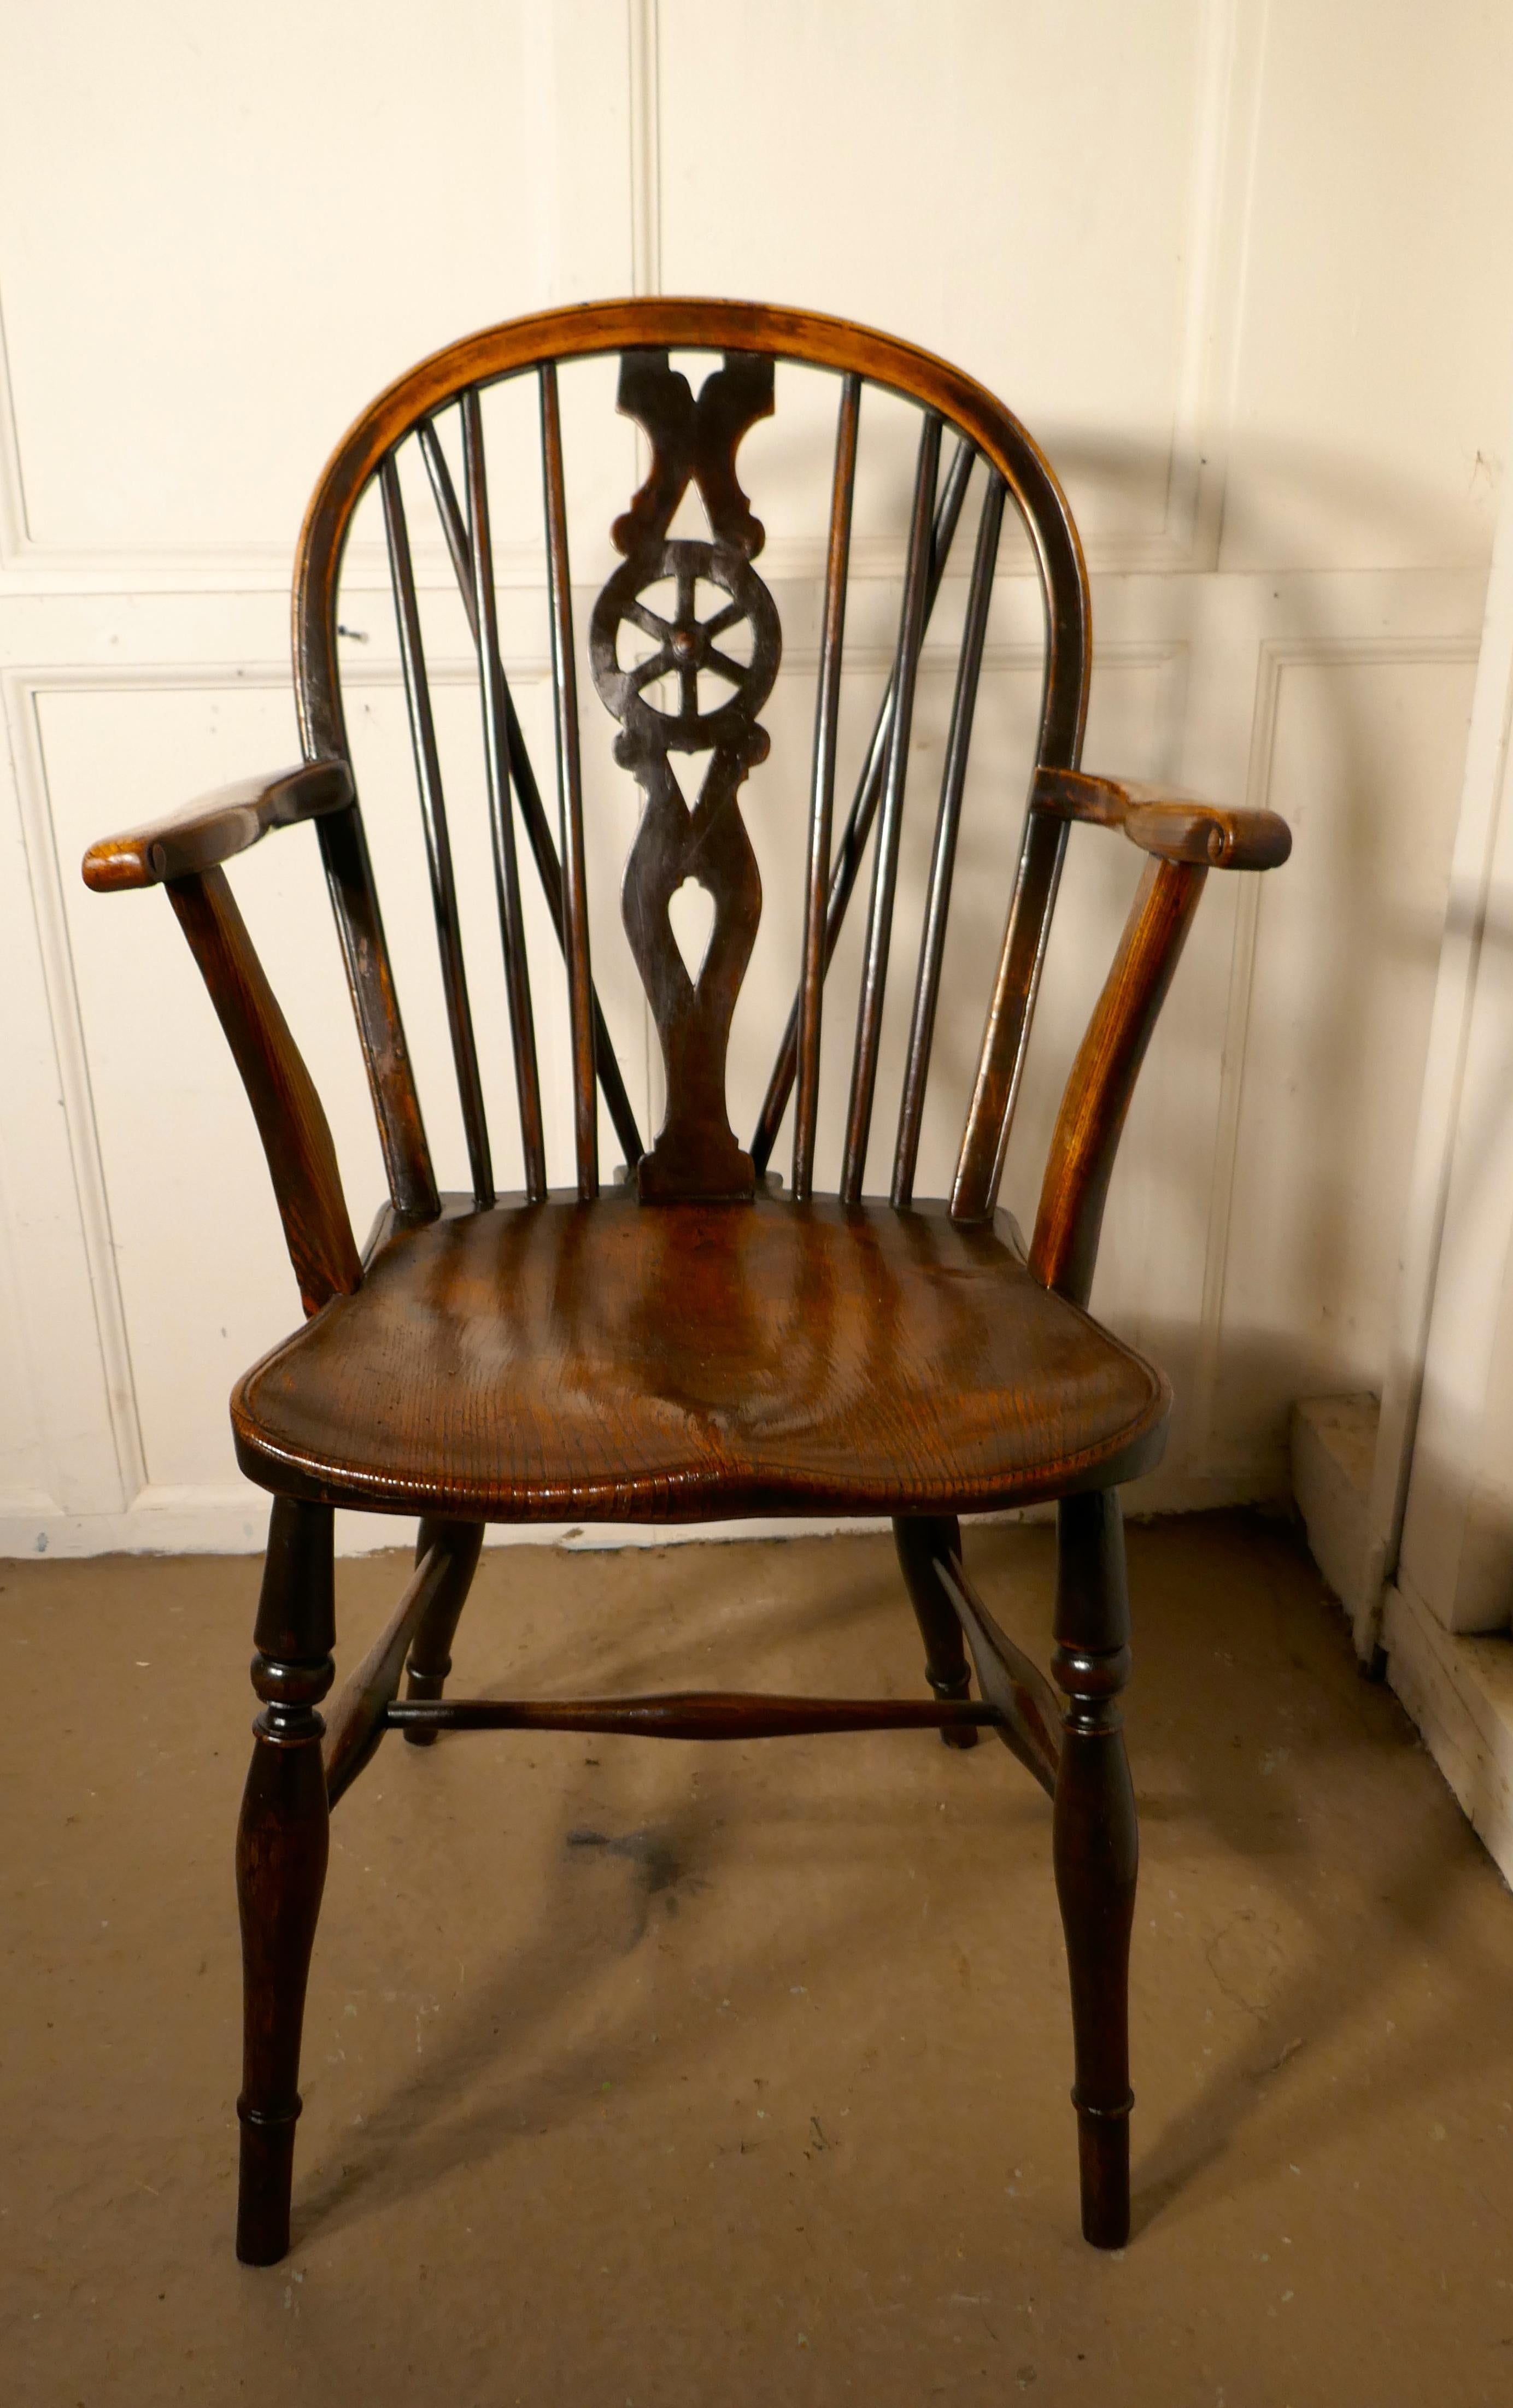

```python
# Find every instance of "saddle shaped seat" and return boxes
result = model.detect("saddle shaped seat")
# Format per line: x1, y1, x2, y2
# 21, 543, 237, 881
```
232, 1189, 1170, 1520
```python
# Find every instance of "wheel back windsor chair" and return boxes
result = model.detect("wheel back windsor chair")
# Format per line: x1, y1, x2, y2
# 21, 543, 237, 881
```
83, 299, 1289, 2266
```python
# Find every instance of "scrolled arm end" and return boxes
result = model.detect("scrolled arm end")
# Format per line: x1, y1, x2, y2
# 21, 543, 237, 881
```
1034, 767, 1291, 872
81, 760, 354, 894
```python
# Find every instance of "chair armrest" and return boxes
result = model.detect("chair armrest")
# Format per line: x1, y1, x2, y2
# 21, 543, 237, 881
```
161, 866, 362, 1317
1029, 855, 1209, 1307
1034, 767, 1292, 872
81, 760, 354, 892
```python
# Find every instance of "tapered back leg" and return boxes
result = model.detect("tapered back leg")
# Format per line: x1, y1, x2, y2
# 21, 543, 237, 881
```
401, 1517, 485, 1749
894, 1516, 980, 1751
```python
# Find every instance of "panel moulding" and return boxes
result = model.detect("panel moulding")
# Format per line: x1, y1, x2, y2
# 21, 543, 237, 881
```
0, 0, 1260, 589
1187, 631, 1483, 1483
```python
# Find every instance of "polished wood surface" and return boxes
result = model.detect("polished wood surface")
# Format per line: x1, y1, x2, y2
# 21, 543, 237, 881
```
893, 470, 1005, 1208
894, 1513, 981, 1752
386, 1692, 1000, 1740
292, 303, 1087, 1221
80, 760, 352, 892
1052, 1488, 1137, 2250
464, 385, 546, 1201
165, 867, 362, 1317
231, 1188, 1169, 1519
929, 1538, 1062, 1795
398, 1514, 485, 1747
591, 349, 779, 1202
80, 297, 1297, 2265
1030, 856, 1209, 1308
321, 1529, 464, 1806
793, 372, 860, 1202
842, 412, 941, 1206
236, 1499, 335, 2266
1035, 766, 1293, 871
539, 361, 599, 1200
292, 300, 1089, 788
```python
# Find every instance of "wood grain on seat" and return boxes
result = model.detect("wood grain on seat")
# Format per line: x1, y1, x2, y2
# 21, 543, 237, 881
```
232, 1190, 1169, 1520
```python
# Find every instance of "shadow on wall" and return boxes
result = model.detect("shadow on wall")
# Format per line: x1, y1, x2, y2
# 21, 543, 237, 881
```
996, 429, 1480, 1496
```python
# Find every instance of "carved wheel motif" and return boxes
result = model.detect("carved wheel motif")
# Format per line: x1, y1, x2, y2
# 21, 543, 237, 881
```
591, 539, 778, 750
591, 350, 781, 1202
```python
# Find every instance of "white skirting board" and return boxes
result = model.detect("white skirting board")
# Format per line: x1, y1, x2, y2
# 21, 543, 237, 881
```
0, 1459, 1280, 1561
1382, 1574, 1513, 1889
1292, 1393, 1513, 1889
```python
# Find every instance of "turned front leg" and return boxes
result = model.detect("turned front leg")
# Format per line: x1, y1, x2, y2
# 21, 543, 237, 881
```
236, 1497, 335, 2266
1052, 1489, 1136, 2249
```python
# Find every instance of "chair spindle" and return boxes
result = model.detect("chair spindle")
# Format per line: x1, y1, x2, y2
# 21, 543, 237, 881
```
538, 365, 599, 1200
892, 468, 1006, 1207
949, 807, 1072, 1223
461, 388, 547, 1201
379, 458, 495, 1209
793, 373, 861, 1202
750, 434, 975, 1173
840, 411, 942, 1206
418, 416, 644, 1171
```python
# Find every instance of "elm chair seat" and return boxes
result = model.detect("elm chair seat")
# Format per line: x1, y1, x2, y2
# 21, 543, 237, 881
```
232, 1190, 1170, 1520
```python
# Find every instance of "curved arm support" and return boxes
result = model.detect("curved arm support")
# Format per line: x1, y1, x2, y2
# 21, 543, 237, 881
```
1035, 767, 1292, 872
166, 867, 362, 1317
1029, 856, 1207, 1307
81, 761, 354, 893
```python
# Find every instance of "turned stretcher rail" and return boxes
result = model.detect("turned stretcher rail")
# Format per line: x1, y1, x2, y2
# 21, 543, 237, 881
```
384, 1691, 1003, 1740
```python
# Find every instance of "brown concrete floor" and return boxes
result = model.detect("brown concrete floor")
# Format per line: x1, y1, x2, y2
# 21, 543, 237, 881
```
3, 1512, 1513, 2406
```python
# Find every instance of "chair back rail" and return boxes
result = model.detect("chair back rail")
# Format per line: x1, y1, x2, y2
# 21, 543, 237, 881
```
291, 300, 1092, 1220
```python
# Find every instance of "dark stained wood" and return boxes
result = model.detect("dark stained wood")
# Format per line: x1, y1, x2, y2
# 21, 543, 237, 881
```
893, 469, 1005, 1206
380, 457, 494, 1208
387, 1692, 998, 1739
1029, 857, 1208, 1308
929, 1539, 1061, 1795
316, 801, 439, 1220
236, 1498, 335, 2266
417, 415, 644, 1170
231, 1188, 1169, 1519
321, 1523, 481, 1804
463, 386, 547, 1201
165, 867, 362, 1316
1035, 767, 1293, 870
1052, 1487, 1137, 2250
590, 350, 779, 1201
893, 1513, 980, 1751
81, 760, 353, 892
794, 372, 860, 1201
79, 297, 1301, 2267
752, 436, 977, 1175
951, 805, 1072, 1224
401, 1515, 485, 1746
290, 301, 1093, 1221
294, 302, 1088, 781
539, 363, 599, 1198
841, 412, 941, 1206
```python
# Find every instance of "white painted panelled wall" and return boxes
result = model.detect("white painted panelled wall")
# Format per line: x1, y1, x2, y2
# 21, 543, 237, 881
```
1, 1, 1510, 1559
